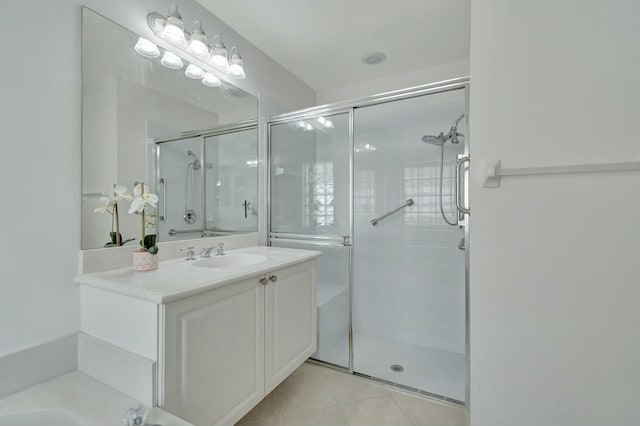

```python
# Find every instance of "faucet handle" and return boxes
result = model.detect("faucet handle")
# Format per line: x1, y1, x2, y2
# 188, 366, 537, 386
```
181, 246, 196, 260
216, 242, 225, 255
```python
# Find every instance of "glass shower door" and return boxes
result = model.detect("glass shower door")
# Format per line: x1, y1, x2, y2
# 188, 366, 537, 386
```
352, 89, 467, 402
269, 112, 352, 368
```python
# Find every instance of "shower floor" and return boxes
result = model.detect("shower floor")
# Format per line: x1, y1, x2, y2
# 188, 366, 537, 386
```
352, 334, 465, 403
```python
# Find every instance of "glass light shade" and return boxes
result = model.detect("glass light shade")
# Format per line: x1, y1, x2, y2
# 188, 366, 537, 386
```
185, 64, 205, 79
162, 5, 186, 46
210, 35, 229, 71
186, 21, 210, 61
228, 48, 246, 79
160, 51, 183, 69
202, 72, 221, 87
134, 37, 160, 58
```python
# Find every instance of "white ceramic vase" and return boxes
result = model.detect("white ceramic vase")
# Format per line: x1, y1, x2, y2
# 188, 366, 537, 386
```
133, 250, 158, 271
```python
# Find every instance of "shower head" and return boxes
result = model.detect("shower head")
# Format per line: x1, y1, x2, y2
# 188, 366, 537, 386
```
421, 114, 465, 146
187, 150, 201, 170
421, 132, 447, 146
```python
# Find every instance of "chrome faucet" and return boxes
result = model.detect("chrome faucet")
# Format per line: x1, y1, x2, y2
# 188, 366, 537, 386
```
181, 246, 196, 261
199, 247, 214, 258
216, 242, 225, 256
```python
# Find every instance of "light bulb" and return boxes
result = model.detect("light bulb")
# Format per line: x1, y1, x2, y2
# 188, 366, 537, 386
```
162, 5, 187, 46
228, 48, 246, 79
185, 64, 204, 79
202, 72, 221, 87
210, 35, 229, 72
134, 37, 160, 58
186, 21, 210, 61
160, 51, 183, 69
317, 117, 334, 128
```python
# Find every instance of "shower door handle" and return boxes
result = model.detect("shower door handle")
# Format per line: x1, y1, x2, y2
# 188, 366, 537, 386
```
456, 156, 470, 215
160, 178, 167, 221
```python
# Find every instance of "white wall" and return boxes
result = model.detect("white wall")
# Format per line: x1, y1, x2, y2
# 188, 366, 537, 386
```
316, 59, 469, 105
0, 0, 314, 355
469, 1, 640, 425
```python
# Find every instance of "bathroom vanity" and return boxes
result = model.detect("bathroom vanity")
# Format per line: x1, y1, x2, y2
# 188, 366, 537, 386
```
76, 245, 320, 426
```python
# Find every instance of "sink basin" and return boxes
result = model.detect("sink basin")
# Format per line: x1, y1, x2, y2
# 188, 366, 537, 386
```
192, 253, 267, 269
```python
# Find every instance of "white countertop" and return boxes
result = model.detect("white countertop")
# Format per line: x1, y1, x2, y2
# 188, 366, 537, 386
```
75, 246, 321, 304
0, 371, 193, 426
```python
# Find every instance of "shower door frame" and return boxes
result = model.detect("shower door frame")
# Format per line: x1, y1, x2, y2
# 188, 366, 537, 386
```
154, 119, 259, 238
267, 77, 471, 406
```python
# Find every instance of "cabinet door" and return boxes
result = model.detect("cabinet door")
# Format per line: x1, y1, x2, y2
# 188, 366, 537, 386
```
264, 261, 317, 393
163, 277, 265, 426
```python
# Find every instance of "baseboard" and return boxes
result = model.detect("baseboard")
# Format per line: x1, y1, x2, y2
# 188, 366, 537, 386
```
77, 333, 156, 406
0, 334, 78, 399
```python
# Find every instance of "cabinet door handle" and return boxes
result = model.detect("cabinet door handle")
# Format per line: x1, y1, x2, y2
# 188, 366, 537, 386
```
259, 277, 268, 285
269, 275, 277, 283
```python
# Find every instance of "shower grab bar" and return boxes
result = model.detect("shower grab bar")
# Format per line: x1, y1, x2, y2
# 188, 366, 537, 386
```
370, 198, 414, 226
482, 159, 640, 188
160, 178, 167, 221
269, 238, 350, 248
456, 156, 471, 215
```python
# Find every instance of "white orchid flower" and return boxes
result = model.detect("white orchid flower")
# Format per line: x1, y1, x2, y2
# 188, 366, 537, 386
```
94, 196, 113, 214
113, 184, 132, 201
128, 193, 158, 214
128, 197, 147, 214
133, 183, 151, 197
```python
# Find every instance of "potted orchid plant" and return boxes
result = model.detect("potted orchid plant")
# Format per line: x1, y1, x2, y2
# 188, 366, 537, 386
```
93, 184, 135, 247
129, 182, 159, 271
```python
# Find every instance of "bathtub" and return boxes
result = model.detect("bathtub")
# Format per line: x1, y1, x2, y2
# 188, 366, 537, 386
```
0, 410, 82, 426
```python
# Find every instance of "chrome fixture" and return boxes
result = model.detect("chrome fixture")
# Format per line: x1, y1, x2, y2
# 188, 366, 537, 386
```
159, 178, 167, 221
370, 198, 414, 226
184, 151, 200, 225
147, 5, 246, 80
199, 247, 214, 258
216, 242, 225, 256
181, 246, 196, 260
458, 238, 466, 251
421, 114, 466, 226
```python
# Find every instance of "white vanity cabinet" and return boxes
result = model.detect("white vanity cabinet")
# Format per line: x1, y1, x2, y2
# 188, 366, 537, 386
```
161, 261, 317, 426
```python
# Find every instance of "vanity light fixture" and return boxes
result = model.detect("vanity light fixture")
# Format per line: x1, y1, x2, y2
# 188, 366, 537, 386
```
210, 35, 229, 72
185, 63, 204, 79
202, 72, 221, 87
186, 21, 210, 61
161, 5, 187, 47
147, 5, 247, 79
160, 51, 184, 69
134, 37, 160, 58
228, 47, 246, 79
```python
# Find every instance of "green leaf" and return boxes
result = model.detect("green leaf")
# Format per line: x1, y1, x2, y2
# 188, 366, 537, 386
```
143, 234, 157, 249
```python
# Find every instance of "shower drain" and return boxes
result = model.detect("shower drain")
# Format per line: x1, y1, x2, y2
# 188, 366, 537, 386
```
390, 364, 404, 373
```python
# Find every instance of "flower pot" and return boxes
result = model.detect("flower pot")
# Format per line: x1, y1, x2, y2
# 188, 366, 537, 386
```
133, 250, 159, 271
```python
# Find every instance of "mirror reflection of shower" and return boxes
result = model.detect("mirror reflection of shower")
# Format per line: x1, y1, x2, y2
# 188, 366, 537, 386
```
421, 114, 465, 226
184, 150, 201, 224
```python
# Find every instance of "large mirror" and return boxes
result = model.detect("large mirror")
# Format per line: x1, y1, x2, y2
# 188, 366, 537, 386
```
81, 8, 258, 250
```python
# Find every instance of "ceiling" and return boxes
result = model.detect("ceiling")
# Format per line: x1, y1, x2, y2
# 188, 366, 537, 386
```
195, 0, 470, 91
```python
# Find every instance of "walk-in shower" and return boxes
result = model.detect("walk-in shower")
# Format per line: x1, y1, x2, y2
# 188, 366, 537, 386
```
269, 78, 470, 404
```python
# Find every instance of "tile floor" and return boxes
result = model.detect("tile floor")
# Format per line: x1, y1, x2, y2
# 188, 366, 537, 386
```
236, 362, 467, 426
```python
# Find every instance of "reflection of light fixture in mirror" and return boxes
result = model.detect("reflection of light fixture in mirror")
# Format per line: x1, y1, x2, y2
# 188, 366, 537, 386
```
317, 116, 334, 128
134, 37, 160, 58
186, 20, 210, 61
210, 35, 228, 72
296, 121, 314, 131
228, 47, 246, 79
202, 72, 221, 87
161, 5, 187, 46
246, 160, 258, 167
160, 51, 183, 69
185, 64, 204, 79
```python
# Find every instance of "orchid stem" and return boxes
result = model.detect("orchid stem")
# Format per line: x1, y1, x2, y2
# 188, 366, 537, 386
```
114, 203, 121, 246
140, 182, 145, 250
